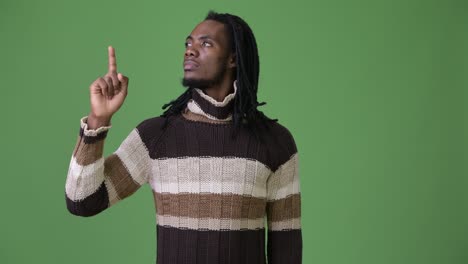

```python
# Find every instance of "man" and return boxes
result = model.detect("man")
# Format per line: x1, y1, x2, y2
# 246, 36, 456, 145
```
65, 11, 302, 264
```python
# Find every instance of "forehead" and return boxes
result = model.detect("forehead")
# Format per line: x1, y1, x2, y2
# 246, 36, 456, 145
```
188, 20, 228, 43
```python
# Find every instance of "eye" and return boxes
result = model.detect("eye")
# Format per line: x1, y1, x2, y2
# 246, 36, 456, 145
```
184, 42, 192, 48
202, 41, 212, 47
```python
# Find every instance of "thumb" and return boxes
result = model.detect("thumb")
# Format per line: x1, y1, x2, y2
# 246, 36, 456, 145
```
118, 73, 129, 90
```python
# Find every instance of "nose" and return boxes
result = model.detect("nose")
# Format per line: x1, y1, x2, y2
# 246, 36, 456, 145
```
185, 46, 198, 58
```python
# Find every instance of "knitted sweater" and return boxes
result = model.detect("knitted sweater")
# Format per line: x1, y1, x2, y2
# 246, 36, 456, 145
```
65, 83, 302, 264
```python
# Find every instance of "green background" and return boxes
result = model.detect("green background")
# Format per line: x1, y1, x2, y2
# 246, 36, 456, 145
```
1, 0, 467, 263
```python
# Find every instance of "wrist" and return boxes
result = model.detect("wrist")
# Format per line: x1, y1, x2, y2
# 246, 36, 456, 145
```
87, 113, 112, 129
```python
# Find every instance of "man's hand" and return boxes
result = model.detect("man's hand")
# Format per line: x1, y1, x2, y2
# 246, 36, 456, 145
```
88, 46, 129, 128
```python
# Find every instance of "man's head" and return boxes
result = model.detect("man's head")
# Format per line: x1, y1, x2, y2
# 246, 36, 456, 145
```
182, 19, 236, 89
181, 11, 260, 94
163, 11, 276, 138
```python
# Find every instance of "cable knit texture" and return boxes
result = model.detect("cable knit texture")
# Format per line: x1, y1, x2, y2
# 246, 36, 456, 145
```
65, 83, 302, 264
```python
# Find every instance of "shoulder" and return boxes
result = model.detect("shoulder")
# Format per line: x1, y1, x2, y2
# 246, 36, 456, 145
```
133, 115, 178, 147
267, 120, 298, 152
260, 120, 298, 171
135, 115, 167, 132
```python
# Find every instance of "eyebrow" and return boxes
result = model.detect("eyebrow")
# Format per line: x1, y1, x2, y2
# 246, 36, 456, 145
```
186, 35, 215, 41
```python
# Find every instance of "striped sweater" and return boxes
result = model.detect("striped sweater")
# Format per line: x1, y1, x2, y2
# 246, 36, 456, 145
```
65, 84, 302, 264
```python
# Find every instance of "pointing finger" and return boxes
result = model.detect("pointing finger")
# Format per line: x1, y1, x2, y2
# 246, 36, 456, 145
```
108, 46, 117, 74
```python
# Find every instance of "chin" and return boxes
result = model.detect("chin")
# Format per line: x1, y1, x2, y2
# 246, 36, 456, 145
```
182, 73, 222, 89
182, 77, 205, 88
183, 72, 197, 79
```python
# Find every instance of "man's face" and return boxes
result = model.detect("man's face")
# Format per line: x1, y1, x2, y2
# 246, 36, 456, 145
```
182, 20, 235, 89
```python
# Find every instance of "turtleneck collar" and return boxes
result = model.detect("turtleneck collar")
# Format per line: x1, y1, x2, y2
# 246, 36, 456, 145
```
186, 80, 237, 121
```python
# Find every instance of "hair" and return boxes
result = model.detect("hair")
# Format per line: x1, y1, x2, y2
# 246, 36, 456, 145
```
160, 10, 278, 141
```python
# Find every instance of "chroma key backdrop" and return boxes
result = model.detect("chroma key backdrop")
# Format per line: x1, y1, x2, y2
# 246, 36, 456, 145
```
1, 0, 467, 263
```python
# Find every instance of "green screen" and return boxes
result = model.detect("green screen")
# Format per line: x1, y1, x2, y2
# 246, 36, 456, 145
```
1, 0, 467, 263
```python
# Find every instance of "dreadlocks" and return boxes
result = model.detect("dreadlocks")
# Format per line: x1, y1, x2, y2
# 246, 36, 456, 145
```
161, 10, 278, 141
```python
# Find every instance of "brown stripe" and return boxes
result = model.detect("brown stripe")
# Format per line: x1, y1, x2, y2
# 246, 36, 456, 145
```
65, 182, 109, 217
266, 193, 301, 222
156, 225, 267, 264
191, 89, 234, 119
104, 154, 140, 199
73, 136, 105, 166
138, 115, 296, 172
72, 135, 81, 157
182, 107, 232, 124
153, 192, 267, 219
267, 229, 302, 263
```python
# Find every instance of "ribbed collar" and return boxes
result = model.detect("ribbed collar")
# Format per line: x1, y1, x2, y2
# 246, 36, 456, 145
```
186, 80, 237, 121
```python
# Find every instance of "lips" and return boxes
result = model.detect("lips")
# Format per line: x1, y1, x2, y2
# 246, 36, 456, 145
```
184, 60, 199, 71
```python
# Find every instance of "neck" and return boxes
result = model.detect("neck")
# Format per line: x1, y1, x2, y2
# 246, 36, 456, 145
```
185, 80, 237, 121
201, 76, 235, 102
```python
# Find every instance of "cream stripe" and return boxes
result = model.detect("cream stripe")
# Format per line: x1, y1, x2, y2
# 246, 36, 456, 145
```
193, 80, 237, 107
187, 99, 232, 121
149, 157, 271, 197
186, 80, 238, 121
114, 129, 150, 185
152, 157, 271, 183
80, 115, 112, 137
267, 153, 301, 201
156, 214, 265, 231
267, 181, 301, 202
268, 217, 301, 231
151, 182, 268, 198
65, 156, 105, 201
66, 128, 150, 202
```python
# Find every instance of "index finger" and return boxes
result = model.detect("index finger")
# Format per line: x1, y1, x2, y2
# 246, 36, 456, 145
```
108, 46, 117, 74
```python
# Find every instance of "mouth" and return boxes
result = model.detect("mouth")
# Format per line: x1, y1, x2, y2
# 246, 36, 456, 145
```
184, 60, 199, 71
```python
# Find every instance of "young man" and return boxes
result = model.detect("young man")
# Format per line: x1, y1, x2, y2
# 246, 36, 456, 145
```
65, 11, 302, 264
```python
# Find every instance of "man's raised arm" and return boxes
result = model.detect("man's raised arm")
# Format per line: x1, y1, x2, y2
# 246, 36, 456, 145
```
65, 46, 150, 217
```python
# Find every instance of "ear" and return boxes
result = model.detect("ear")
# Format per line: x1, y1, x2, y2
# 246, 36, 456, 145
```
228, 52, 236, 68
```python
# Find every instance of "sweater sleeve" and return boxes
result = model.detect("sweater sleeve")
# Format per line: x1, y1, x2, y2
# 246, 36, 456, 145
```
65, 115, 151, 217
266, 130, 302, 263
